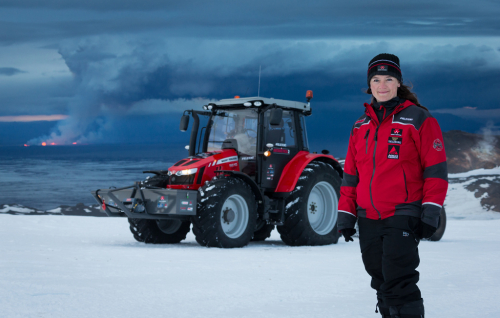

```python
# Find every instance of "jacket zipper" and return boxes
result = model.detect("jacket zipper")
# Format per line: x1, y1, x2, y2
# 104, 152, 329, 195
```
368, 104, 405, 220
369, 125, 382, 219
402, 166, 408, 202
364, 129, 370, 154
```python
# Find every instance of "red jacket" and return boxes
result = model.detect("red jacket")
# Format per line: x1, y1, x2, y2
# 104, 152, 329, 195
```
338, 100, 448, 229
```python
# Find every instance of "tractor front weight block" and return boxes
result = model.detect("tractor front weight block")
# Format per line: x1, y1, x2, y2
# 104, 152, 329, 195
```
91, 183, 197, 220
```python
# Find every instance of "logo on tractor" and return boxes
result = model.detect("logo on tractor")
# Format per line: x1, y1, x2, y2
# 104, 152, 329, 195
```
309, 202, 318, 214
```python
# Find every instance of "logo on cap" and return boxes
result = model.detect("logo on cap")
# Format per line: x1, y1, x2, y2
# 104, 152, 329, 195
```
378, 65, 388, 71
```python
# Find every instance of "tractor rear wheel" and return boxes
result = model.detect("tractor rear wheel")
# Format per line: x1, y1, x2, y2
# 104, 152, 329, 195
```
128, 218, 191, 244
427, 207, 447, 241
252, 221, 275, 241
192, 176, 257, 248
277, 161, 341, 246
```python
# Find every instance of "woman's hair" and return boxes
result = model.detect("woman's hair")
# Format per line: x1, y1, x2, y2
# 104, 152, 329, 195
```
366, 82, 428, 110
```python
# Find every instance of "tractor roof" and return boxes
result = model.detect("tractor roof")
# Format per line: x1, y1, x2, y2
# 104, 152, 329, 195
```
212, 96, 310, 112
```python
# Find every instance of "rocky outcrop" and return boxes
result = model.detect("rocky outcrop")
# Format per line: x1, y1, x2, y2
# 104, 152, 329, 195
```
444, 130, 500, 174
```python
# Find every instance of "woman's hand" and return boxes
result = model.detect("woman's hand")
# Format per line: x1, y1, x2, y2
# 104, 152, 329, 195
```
340, 228, 357, 242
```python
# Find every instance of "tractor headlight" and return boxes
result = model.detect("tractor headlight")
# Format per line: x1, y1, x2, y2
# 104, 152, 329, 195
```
243, 102, 252, 107
254, 101, 262, 106
168, 171, 173, 176
176, 168, 198, 176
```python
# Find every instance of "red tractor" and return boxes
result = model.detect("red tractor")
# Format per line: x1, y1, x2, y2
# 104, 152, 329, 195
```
92, 92, 343, 248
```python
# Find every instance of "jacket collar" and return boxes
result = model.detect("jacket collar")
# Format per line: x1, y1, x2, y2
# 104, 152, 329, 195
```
364, 99, 414, 126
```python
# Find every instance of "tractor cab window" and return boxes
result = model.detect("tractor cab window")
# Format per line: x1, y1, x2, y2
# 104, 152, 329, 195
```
207, 108, 258, 156
265, 110, 296, 148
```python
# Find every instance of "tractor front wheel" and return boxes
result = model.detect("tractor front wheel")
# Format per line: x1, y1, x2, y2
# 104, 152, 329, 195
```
277, 161, 341, 246
128, 218, 191, 244
192, 176, 257, 248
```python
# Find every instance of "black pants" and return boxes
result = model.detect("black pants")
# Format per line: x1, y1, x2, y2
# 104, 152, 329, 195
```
358, 215, 422, 309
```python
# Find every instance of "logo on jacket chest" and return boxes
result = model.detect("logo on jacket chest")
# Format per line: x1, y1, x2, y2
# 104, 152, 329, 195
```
387, 145, 400, 159
390, 128, 403, 136
388, 137, 402, 145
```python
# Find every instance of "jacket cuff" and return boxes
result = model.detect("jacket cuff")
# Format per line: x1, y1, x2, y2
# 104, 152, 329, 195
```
421, 203, 441, 228
338, 211, 357, 231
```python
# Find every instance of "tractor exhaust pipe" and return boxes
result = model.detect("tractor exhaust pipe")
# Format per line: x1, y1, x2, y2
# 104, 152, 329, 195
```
189, 111, 199, 157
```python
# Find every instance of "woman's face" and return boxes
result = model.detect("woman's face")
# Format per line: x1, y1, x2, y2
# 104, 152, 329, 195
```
370, 75, 400, 102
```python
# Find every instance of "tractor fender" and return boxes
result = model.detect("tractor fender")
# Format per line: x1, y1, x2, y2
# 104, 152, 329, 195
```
275, 151, 343, 193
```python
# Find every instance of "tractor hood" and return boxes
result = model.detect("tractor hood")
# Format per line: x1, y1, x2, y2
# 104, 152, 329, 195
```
167, 149, 239, 189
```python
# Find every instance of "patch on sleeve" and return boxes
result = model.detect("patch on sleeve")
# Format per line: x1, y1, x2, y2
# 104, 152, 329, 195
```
387, 145, 400, 159
390, 128, 403, 136
433, 139, 443, 151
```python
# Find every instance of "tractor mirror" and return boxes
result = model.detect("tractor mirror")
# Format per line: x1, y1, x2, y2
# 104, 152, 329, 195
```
180, 115, 190, 132
269, 108, 283, 126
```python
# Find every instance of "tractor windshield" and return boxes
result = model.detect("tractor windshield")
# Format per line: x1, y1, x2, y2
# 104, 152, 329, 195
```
207, 108, 258, 156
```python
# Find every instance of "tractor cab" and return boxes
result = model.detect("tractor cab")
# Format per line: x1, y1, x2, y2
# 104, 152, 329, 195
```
180, 96, 312, 191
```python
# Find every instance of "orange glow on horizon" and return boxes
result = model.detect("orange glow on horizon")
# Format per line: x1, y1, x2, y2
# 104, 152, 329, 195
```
0, 115, 69, 122
73, 142, 77, 145
51, 142, 56, 145
24, 144, 29, 147
41, 142, 47, 146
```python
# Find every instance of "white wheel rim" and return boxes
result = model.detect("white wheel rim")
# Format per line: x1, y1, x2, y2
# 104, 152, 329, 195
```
220, 194, 249, 239
307, 181, 338, 235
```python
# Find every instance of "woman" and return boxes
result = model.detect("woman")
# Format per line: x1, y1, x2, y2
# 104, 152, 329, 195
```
337, 53, 448, 318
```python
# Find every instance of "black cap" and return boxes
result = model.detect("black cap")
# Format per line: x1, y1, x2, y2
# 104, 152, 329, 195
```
367, 53, 402, 86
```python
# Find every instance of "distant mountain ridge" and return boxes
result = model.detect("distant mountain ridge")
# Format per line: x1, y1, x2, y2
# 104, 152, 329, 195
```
444, 130, 500, 174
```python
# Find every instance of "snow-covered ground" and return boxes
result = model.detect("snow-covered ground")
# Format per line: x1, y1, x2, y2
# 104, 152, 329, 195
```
446, 167, 500, 217
1, 214, 500, 318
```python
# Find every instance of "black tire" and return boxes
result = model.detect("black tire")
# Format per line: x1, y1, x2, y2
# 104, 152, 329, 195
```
252, 222, 275, 241
277, 161, 341, 246
428, 207, 447, 241
192, 176, 257, 248
128, 218, 191, 244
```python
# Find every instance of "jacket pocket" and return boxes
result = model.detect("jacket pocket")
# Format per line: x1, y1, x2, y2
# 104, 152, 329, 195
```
402, 165, 408, 202
364, 129, 370, 154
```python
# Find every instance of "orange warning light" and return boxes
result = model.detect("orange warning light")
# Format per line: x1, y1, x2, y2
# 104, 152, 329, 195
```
234, 96, 240, 99
306, 90, 313, 100
42, 142, 47, 146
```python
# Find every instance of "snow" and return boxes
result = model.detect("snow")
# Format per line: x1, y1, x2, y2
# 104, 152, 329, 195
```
46, 207, 62, 213
0, 205, 36, 213
1, 215, 500, 318
446, 169, 500, 219
449, 166, 500, 178
286, 197, 300, 209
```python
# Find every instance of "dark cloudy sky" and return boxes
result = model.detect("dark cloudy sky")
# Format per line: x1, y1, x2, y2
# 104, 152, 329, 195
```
0, 0, 499, 151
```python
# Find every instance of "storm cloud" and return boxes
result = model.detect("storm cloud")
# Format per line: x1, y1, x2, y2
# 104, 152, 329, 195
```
1, 0, 499, 146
